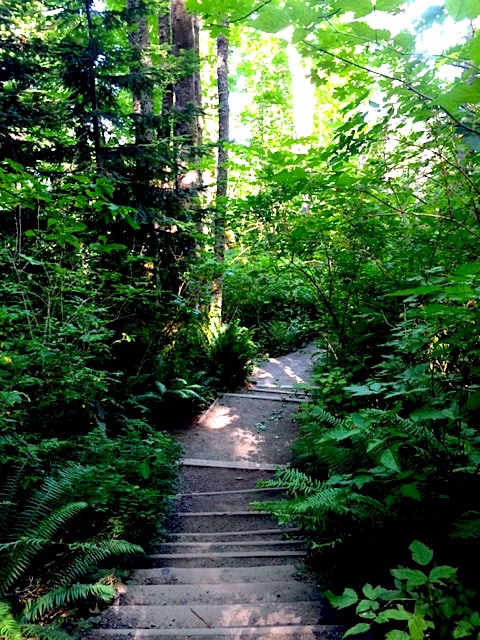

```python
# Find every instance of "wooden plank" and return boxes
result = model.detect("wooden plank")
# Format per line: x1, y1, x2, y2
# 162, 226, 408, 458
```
181, 459, 289, 471
222, 393, 307, 403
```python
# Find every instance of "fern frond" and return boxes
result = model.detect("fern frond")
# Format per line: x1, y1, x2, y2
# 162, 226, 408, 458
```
304, 406, 346, 429
21, 583, 116, 622
0, 467, 25, 541
16, 465, 88, 536
451, 512, 480, 540
0, 536, 52, 597
57, 539, 143, 586
24, 502, 88, 545
19, 623, 72, 640
0, 600, 22, 640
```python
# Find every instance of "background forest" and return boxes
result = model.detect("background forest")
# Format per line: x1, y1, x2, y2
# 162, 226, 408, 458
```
1, 0, 480, 638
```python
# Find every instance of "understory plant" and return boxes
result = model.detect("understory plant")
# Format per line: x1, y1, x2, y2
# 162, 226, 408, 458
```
0, 465, 143, 639
326, 541, 480, 640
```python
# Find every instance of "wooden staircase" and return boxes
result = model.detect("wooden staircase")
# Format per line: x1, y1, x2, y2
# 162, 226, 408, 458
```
87, 461, 345, 640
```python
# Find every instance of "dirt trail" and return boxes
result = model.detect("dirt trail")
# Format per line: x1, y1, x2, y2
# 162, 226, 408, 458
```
87, 343, 345, 640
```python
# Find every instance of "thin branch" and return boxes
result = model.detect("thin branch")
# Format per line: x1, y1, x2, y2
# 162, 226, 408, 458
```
305, 43, 480, 136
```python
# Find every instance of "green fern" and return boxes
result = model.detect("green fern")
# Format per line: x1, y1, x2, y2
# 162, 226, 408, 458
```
22, 583, 116, 623
58, 539, 143, 585
0, 600, 22, 640
0, 465, 144, 638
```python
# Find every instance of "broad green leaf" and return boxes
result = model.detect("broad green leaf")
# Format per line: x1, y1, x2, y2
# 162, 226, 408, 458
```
391, 568, 428, 587
408, 610, 433, 640
375, 0, 403, 10
439, 80, 480, 112
138, 460, 151, 480
400, 483, 421, 501
349, 22, 390, 40
362, 583, 383, 599
292, 28, 310, 44
380, 448, 401, 472
344, 384, 378, 396
393, 31, 416, 51
251, 7, 292, 33
325, 587, 359, 609
445, 0, 480, 20
456, 128, 480, 151
410, 406, 449, 422
386, 631, 411, 640
466, 32, 480, 64
429, 565, 458, 582
409, 540, 433, 566
335, 0, 374, 18
344, 623, 371, 637
453, 620, 474, 638
467, 391, 480, 410
381, 606, 412, 621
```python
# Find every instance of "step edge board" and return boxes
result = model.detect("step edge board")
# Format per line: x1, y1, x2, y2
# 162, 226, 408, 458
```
145, 551, 307, 560
181, 459, 289, 471
178, 488, 285, 497
168, 529, 301, 538
87, 624, 343, 636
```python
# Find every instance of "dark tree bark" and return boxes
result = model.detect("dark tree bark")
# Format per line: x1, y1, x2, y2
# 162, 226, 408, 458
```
170, 0, 202, 146
127, 0, 154, 145
210, 30, 230, 326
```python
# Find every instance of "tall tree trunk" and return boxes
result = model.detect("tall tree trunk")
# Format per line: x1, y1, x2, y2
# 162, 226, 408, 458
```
170, 0, 202, 147
127, 0, 154, 146
209, 30, 229, 329
85, 0, 101, 167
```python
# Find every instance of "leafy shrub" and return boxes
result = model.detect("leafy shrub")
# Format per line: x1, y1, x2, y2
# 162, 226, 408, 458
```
223, 258, 317, 355
66, 422, 182, 546
327, 541, 480, 640
208, 321, 256, 390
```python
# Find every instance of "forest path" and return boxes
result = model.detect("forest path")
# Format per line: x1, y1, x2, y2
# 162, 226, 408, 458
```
88, 344, 345, 639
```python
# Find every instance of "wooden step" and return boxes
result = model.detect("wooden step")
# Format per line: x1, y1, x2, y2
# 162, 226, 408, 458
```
127, 565, 309, 586
141, 550, 307, 569
152, 540, 306, 555
98, 601, 324, 629
86, 624, 345, 639
165, 529, 302, 543
222, 393, 308, 404
182, 459, 289, 471
116, 581, 321, 606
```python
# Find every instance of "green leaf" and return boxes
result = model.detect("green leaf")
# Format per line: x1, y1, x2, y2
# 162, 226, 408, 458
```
325, 587, 359, 609
386, 631, 411, 640
380, 606, 412, 621
335, 0, 374, 18
410, 406, 448, 422
400, 483, 421, 501
429, 565, 458, 582
251, 7, 292, 33
292, 28, 310, 44
138, 460, 151, 480
409, 540, 433, 566
445, 0, 480, 20
391, 568, 428, 587
344, 623, 371, 637
362, 583, 381, 599
393, 31, 415, 51
375, 0, 403, 10
344, 384, 378, 396
380, 449, 400, 472
408, 610, 433, 640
